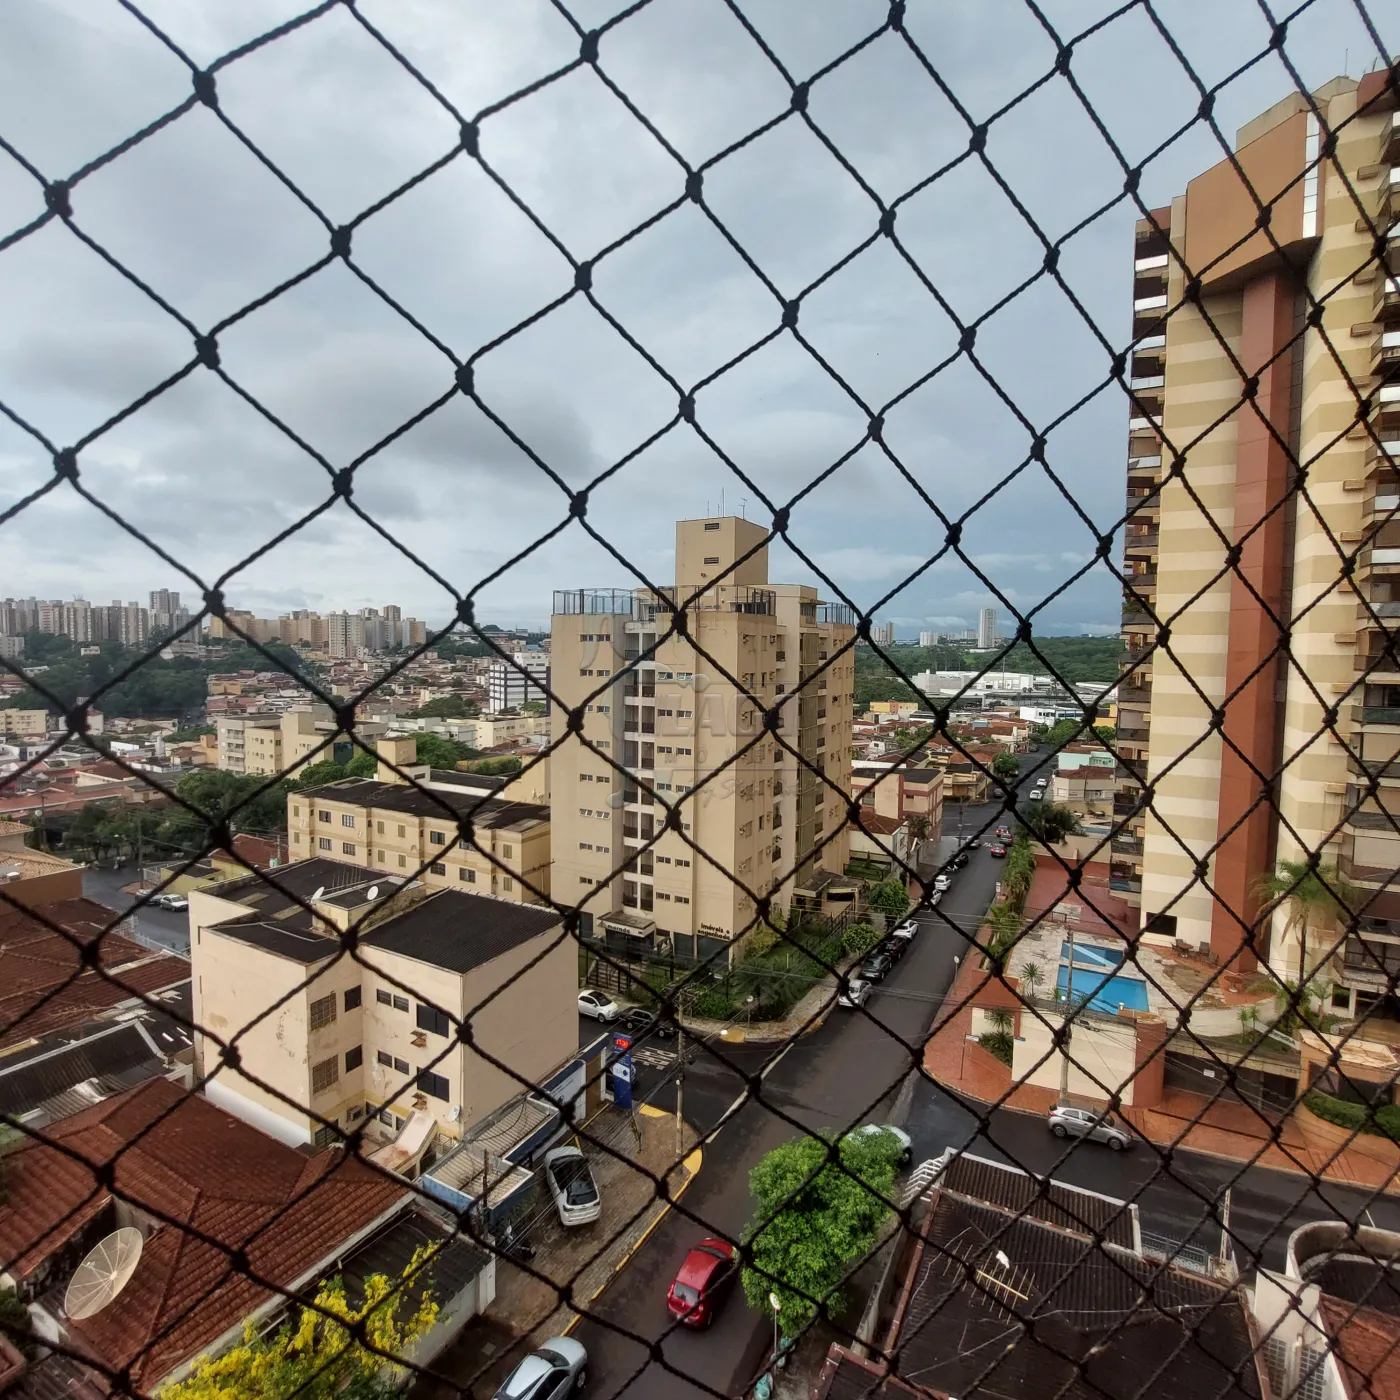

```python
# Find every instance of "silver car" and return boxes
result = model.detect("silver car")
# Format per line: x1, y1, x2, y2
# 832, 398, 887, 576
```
1047, 1104, 1130, 1151
492, 1336, 587, 1398
544, 1145, 601, 1226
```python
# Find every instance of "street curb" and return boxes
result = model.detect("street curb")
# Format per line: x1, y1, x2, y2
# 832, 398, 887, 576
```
560, 1124, 705, 1337
924, 1068, 1400, 1197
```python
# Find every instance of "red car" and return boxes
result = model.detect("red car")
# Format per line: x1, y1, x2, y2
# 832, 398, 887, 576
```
995, 826, 1013, 841
667, 1238, 739, 1327
989, 843, 1007, 858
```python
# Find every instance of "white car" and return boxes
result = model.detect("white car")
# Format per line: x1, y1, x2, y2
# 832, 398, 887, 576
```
889, 919, 918, 943
492, 1336, 587, 1398
544, 1145, 601, 1226
844, 1123, 913, 1166
933, 874, 951, 893
837, 977, 871, 1008
149, 893, 188, 912
927, 888, 944, 909
577, 990, 619, 1021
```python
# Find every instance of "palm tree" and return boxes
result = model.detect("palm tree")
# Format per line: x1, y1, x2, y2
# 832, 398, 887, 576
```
1255, 859, 1360, 986
1019, 961, 1044, 1002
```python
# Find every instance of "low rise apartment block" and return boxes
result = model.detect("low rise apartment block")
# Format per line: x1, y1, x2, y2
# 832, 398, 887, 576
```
190, 859, 575, 1149
287, 762, 551, 903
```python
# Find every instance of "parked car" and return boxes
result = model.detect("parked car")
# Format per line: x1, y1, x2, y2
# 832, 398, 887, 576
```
933, 873, 952, 893
616, 1007, 675, 1041
492, 1336, 587, 1398
667, 1237, 739, 1327
844, 1123, 913, 1166
837, 977, 871, 1008
883, 935, 907, 962
577, 990, 619, 1022
950, 852, 969, 870
1047, 1104, 1131, 1151
544, 1146, 602, 1225
988, 844, 1007, 858
927, 888, 944, 908
890, 919, 918, 943
148, 893, 188, 911
859, 947, 896, 982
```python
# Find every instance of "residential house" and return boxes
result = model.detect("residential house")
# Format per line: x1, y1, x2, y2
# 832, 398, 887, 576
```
0, 1078, 492, 1396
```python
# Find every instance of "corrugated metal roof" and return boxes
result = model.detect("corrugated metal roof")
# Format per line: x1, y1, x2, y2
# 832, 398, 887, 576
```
934, 1151, 1137, 1249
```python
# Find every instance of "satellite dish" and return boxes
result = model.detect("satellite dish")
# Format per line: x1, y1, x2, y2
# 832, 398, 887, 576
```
367, 886, 379, 901
65, 1228, 143, 1320
311, 886, 326, 901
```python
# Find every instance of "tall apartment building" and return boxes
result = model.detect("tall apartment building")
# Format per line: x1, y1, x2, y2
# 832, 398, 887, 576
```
977, 607, 998, 650
488, 651, 550, 712
550, 517, 856, 967
869, 621, 895, 647
1121, 72, 1398, 1007
918, 631, 937, 649
149, 588, 189, 635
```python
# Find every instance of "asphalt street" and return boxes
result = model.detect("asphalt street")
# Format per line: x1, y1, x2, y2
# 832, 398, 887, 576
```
81, 864, 191, 955
568, 751, 1400, 1400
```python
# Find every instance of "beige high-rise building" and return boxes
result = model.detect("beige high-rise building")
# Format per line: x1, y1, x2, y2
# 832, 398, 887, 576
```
550, 517, 856, 967
1121, 72, 1398, 1015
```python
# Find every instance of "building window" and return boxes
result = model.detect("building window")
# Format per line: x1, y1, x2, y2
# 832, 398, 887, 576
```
460, 868, 475, 883
377, 1049, 393, 1067
318, 810, 331, 822
376, 821, 384, 834
393, 994, 409, 1012
309, 994, 337, 1031
342, 841, 356, 855
344, 987, 362, 1012
430, 830, 446, 845
311, 1057, 339, 1095
397, 825, 406, 837
430, 862, 446, 875
376, 989, 392, 1007
502, 844, 513, 858
318, 837, 332, 851
313, 1124, 339, 1148
293, 833, 301, 845
393, 1056, 410, 1075
345, 1045, 363, 1072
416, 1004, 450, 1036
416, 1069, 450, 1101
342, 814, 355, 827
378, 1109, 393, 1126
502, 877, 514, 892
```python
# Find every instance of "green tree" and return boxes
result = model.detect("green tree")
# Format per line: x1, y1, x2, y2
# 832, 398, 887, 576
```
162, 1246, 439, 1400
866, 876, 910, 921
409, 695, 480, 719
740, 1131, 900, 1335
413, 733, 479, 769
978, 1008, 1015, 1065
1255, 859, 1361, 986
1018, 961, 1045, 1001
1093, 725, 1117, 746
991, 752, 1020, 780
1017, 801, 1081, 845
466, 755, 522, 776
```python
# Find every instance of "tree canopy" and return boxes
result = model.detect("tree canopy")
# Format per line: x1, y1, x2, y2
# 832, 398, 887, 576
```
741, 1131, 901, 1334
408, 695, 480, 719
162, 1246, 439, 1400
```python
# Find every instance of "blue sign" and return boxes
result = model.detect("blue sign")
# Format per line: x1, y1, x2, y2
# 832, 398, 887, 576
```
611, 1052, 634, 1110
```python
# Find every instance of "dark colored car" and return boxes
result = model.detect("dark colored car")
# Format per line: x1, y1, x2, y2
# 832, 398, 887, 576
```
882, 935, 907, 962
860, 947, 896, 982
616, 1008, 676, 1042
988, 844, 1007, 858
668, 1238, 739, 1327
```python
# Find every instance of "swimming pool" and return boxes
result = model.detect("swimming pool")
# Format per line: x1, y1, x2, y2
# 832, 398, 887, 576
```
1055, 965, 1149, 1013
1060, 941, 1124, 970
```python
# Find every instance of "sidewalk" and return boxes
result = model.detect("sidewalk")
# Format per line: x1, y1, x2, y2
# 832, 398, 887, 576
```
923, 951, 1400, 1194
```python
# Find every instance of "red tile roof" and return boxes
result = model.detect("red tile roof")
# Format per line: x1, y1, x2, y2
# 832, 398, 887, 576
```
0, 1079, 407, 1394
0, 898, 189, 1049
1321, 1298, 1400, 1400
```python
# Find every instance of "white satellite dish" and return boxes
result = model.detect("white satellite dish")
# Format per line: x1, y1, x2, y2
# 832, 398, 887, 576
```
311, 886, 326, 901
367, 886, 380, 901
65, 1228, 143, 1320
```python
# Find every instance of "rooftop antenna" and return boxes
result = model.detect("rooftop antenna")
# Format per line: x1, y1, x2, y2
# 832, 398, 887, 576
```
66, 1228, 143, 1319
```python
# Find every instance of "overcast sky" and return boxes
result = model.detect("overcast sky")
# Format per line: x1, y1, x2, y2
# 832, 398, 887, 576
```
0, 0, 1394, 638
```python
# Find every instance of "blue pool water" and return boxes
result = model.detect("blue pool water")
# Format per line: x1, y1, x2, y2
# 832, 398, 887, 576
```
1060, 941, 1124, 969
1055, 965, 1149, 1013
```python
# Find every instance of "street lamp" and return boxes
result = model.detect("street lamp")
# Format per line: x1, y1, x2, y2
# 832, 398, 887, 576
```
769, 1291, 782, 1366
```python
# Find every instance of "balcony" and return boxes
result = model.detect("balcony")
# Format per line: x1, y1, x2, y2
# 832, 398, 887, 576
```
1116, 759, 1146, 782
1127, 453, 1162, 478
622, 679, 655, 699
1376, 274, 1400, 323
1373, 330, 1400, 378
1116, 725, 1150, 744
1117, 683, 1152, 707
1124, 526, 1159, 554
1379, 111, 1400, 166
1343, 935, 1400, 980
1359, 705, 1400, 727
816, 602, 856, 627
1114, 792, 1146, 817
1113, 834, 1144, 857
1110, 877, 1143, 894
1348, 753, 1400, 781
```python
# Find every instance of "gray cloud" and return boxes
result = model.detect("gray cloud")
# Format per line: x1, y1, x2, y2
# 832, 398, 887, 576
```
0, 0, 1395, 630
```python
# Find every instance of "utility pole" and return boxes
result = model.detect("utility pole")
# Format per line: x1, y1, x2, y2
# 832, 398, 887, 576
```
675, 1019, 685, 1161
1059, 925, 1075, 1105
